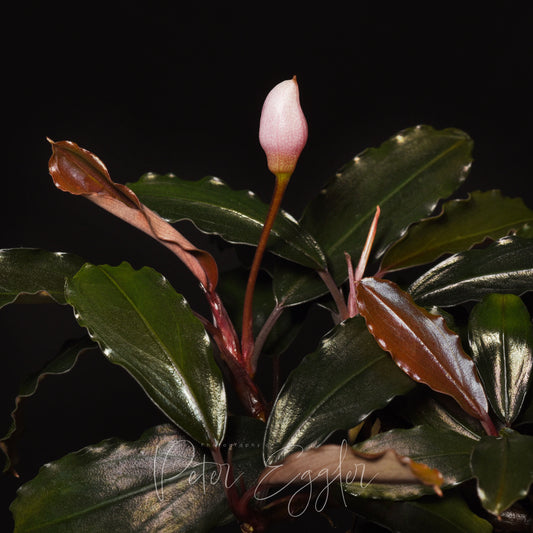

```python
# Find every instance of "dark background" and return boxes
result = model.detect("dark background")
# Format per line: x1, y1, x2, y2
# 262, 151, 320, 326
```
2, 3, 532, 531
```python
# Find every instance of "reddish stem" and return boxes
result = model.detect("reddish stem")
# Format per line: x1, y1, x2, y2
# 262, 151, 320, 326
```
242, 175, 290, 368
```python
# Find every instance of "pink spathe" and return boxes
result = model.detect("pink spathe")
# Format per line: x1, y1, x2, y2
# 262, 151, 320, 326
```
259, 76, 308, 177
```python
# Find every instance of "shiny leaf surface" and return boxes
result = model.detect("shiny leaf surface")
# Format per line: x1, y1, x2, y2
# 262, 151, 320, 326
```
264, 316, 414, 464
49, 140, 218, 290
1, 336, 97, 473
380, 190, 533, 272
468, 294, 533, 425
405, 394, 485, 440
356, 278, 490, 424
66, 262, 226, 447
274, 125, 473, 306
11, 422, 264, 532
471, 428, 533, 516
345, 493, 493, 533
128, 173, 326, 270
346, 425, 477, 499
0, 248, 84, 308
409, 236, 533, 306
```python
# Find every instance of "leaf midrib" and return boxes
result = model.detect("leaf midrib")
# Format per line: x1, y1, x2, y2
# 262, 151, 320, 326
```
86, 266, 213, 442
324, 138, 465, 257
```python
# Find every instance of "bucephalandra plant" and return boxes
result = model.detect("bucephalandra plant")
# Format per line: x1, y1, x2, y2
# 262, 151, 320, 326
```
1, 76, 533, 532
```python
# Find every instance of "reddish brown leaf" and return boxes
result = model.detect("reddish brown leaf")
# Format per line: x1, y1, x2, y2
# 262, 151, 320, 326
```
356, 277, 492, 431
48, 139, 218, 290
257, 443, 443, 493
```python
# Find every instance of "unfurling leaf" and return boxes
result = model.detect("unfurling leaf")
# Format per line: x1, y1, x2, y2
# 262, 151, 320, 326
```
468, 294, 533, 425
356, 278, 492, 431
48, 139, 218, 290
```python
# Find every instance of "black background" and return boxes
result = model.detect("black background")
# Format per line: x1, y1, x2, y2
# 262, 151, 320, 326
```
1, 3, 532, 531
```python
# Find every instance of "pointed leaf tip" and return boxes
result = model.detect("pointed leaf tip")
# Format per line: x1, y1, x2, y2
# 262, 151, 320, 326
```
356, 277, 490, 423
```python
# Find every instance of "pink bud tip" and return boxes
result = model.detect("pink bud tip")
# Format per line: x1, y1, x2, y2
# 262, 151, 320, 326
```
259, 76, 308, 178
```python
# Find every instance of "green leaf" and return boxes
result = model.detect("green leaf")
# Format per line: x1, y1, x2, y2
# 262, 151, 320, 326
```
404, 394, 484, 440
128, 173, 326, 270
409, 236, 533, 307
1, 336, 97, 473
66, 262, 226, 447
263, 316, 414, 464
0, 248, 85, 308
471, 428, 533, 516
468, 294, 533, 425
380, 190, 533, 272
346, 425, 478, 499
345, 493, 493, 533
274, 125, 473, 306
11, 421, 264, 532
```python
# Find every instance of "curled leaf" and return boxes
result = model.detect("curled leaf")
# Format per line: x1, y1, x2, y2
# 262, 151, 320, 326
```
48, 139, 218, 290
257, 443, 443, 495
356, 277, 492, 431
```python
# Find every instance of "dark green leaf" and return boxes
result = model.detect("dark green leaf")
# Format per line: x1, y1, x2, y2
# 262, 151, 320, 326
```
263, 316, 414, 464
409, 236, 533, 306
380, 190, 533, 272
346, 425, 478, 499
468, 294, 533, 425
471, 428, 533, 516
128, 173, 326, 270
11, 421, 264, 532
1, 336, 97, 473
66, 262, 226, 447
274, 125, 473, 306
0, 248, 84, 308
345, 493, 493, 533
404, 394, 484, 440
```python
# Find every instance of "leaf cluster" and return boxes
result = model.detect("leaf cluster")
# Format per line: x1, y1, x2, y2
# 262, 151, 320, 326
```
2, 125, 533, 532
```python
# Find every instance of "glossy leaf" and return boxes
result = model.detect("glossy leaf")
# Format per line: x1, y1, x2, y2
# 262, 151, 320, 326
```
263, 316, 414, 465
409, 236, 533, 306
0, 248, 84, 308
346, 425, 477, 499
356, 278, 491, 426
128, 173, 326, 270
49, 140, 218, 290
345, 493, 493, 533
258, 443, 443, 492
468, 294, 533, 425
66, 262, 226, 447
274, 125, 473, 306
380, 190, 533, 272
405, 394, 484, 440
471, 428, 533, 516
11, 421, 264, 532
1, 336, 97, 473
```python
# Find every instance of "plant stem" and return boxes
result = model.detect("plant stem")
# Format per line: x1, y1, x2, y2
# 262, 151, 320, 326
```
250, 303, 285, 375
241, 175, 290, 365
318, 270, 349, 321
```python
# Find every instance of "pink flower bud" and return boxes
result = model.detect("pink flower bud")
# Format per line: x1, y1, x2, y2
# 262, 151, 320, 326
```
259, 76, 308, 179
